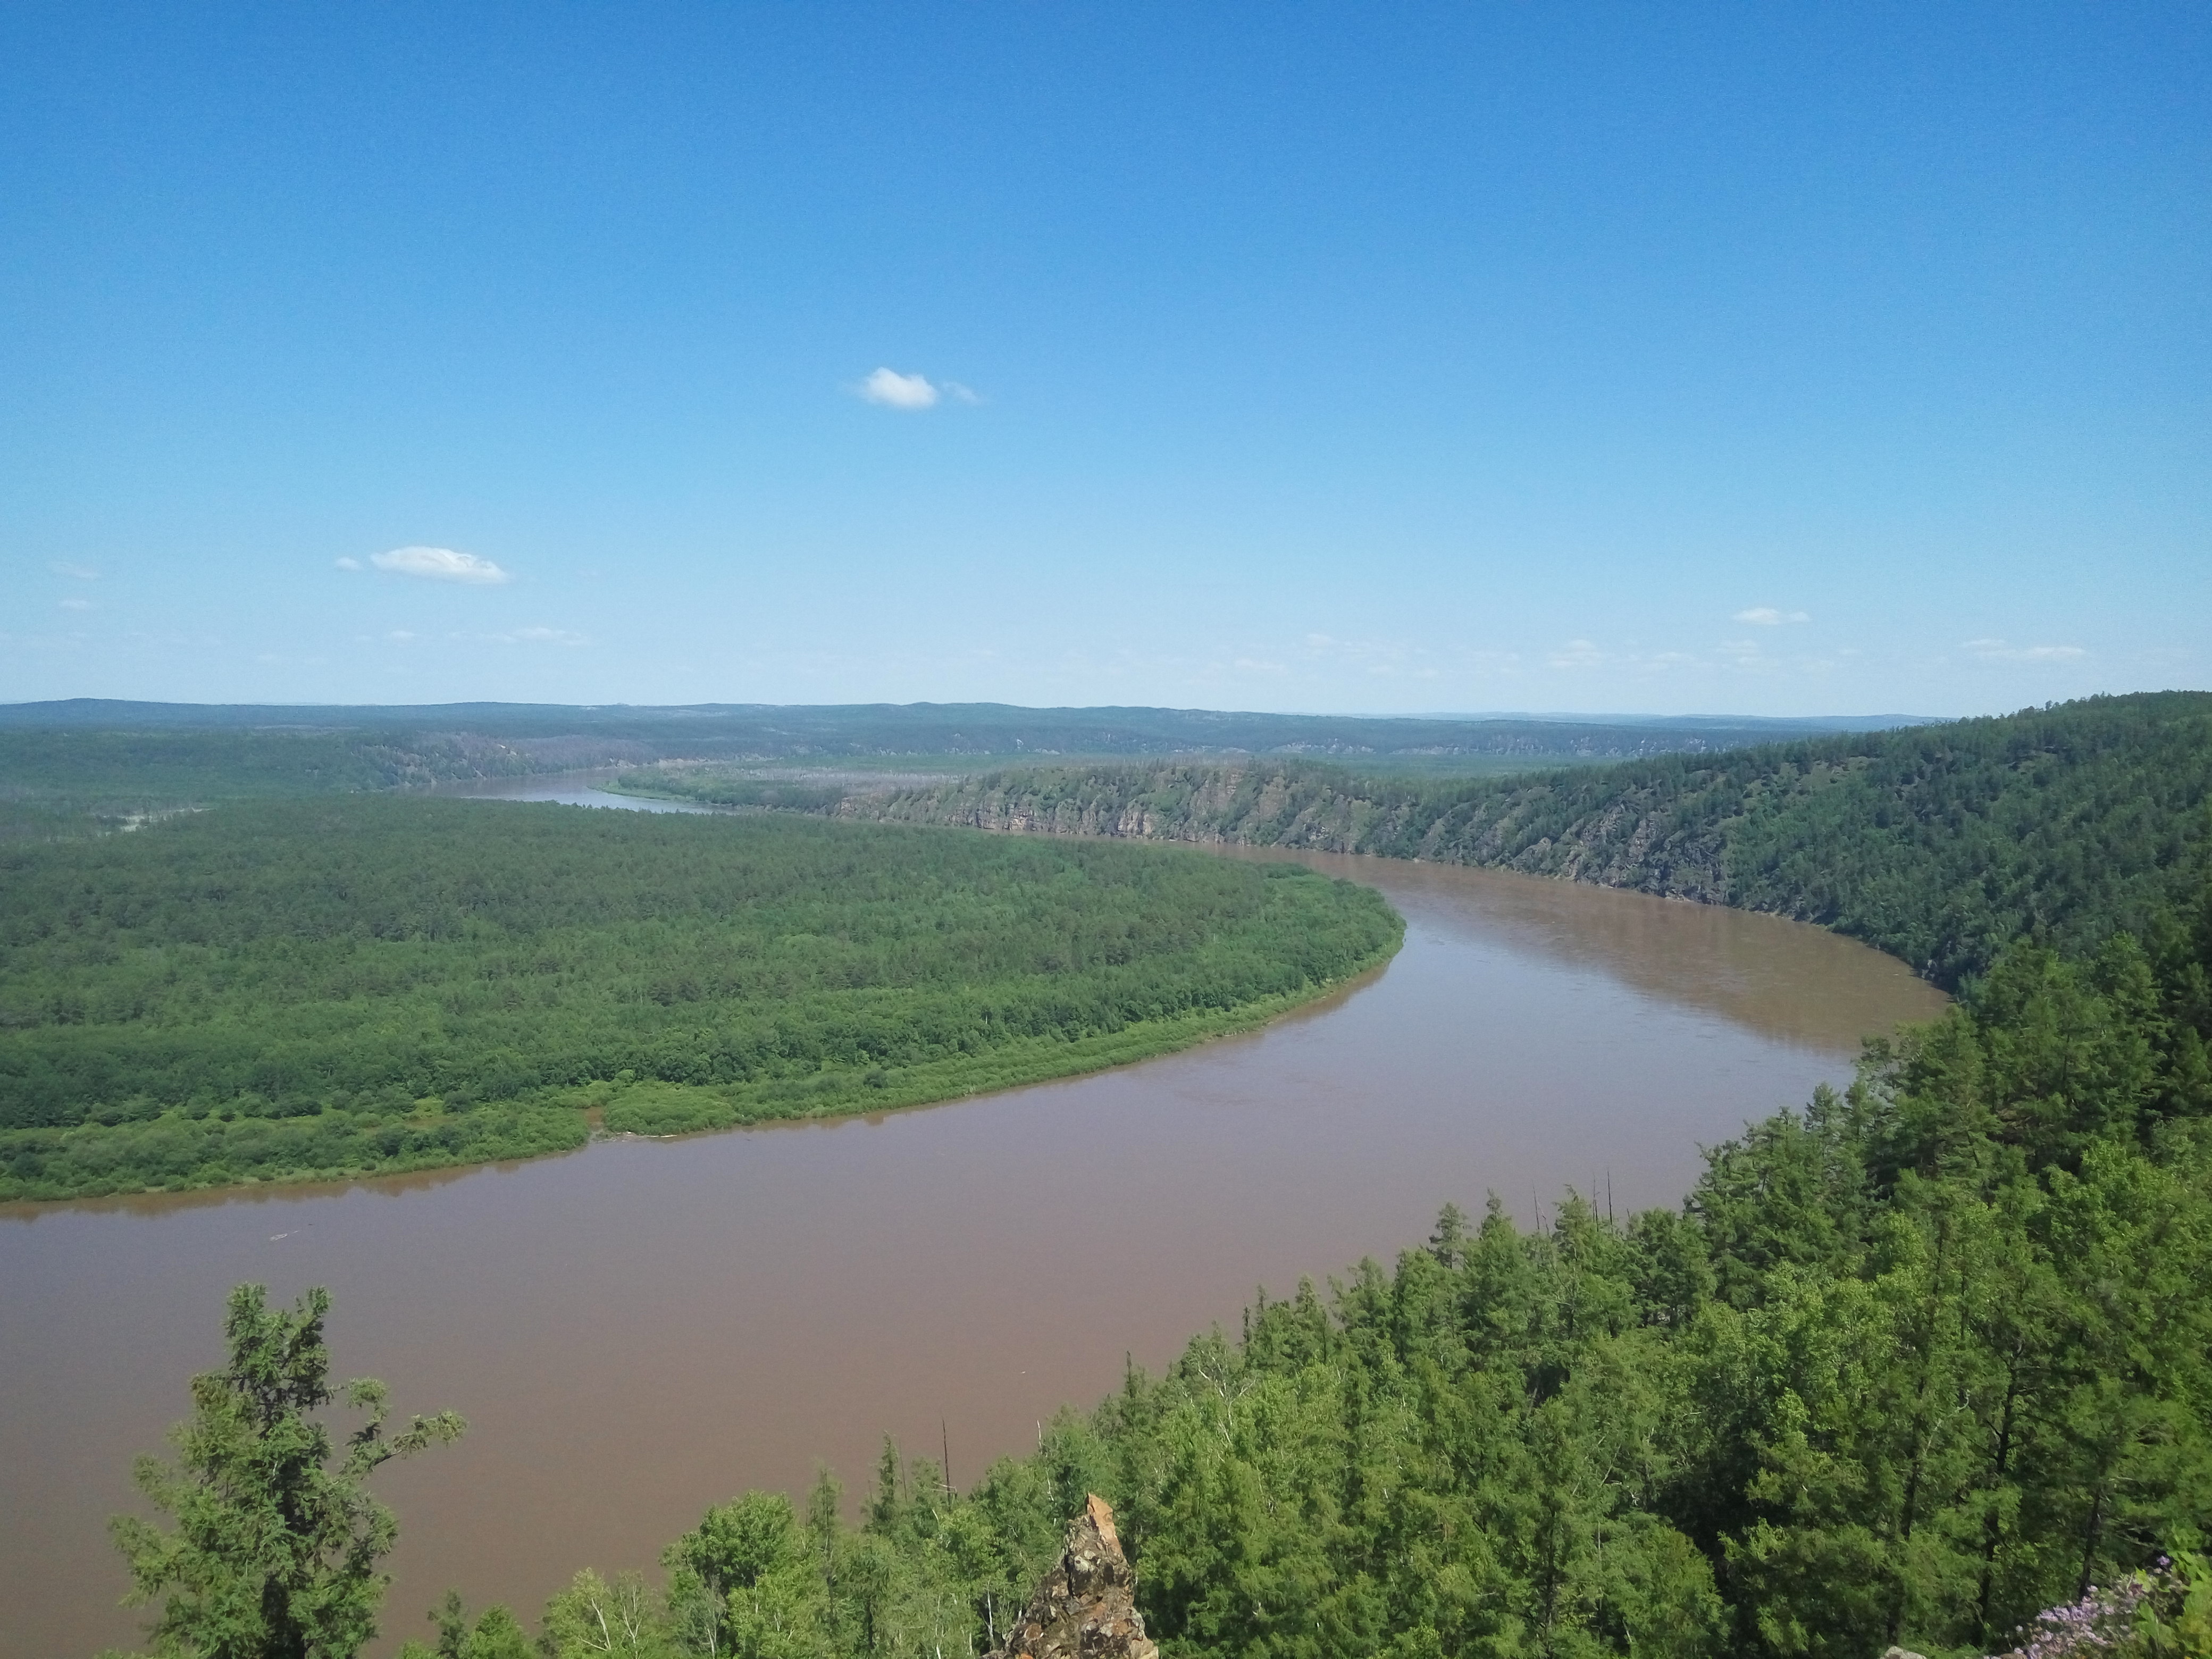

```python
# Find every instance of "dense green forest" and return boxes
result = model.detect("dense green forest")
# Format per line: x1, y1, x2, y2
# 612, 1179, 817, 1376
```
0, 800, 1399, 1200
849, 693, 2212, 989
118, 875, 2212, 1659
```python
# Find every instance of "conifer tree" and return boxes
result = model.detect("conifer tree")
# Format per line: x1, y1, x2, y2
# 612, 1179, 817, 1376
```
110, 1284, 463, 1659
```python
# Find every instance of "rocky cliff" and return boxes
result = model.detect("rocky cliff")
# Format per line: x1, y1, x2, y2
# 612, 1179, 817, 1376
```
841, 759, 1737, 903
985, 1495, 1158, 1659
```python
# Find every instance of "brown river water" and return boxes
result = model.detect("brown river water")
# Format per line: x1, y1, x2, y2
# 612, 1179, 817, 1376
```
1, 780, 1947, 1658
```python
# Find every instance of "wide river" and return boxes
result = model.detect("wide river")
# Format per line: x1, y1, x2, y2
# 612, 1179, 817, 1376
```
2, 779, 1946, 1659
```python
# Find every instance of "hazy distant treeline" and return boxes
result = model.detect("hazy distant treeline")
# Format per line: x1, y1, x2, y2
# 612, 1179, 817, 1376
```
0, 700, 1919, 841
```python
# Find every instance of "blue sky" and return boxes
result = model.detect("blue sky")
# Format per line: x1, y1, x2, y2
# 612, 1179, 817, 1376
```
3, 3, 2205, 716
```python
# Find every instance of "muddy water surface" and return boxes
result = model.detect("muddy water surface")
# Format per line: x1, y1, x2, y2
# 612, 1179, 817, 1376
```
2, 794, 1946, 1658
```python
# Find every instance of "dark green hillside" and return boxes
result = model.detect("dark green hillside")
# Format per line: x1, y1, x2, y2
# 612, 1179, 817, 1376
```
0, 800, 1399, 1200
852, 693, 2212, 987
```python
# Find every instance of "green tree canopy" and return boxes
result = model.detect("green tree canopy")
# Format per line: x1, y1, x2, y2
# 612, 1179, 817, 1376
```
108, 1283, 463, 1659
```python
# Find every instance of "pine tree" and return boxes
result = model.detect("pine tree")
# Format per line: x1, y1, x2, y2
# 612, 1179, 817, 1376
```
109, 1284, 464, 1659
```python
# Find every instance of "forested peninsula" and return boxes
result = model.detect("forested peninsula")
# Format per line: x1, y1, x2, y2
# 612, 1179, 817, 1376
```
0, 803, 1400, 1200
834, 692, 2212, 988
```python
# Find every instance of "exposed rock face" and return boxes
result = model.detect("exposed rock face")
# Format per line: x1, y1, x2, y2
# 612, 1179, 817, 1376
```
845, 760, 1740, 906
987, 1494, 1159, 1659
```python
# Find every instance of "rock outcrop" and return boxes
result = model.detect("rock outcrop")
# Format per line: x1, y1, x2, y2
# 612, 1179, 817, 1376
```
986, 1494, 1158, 1659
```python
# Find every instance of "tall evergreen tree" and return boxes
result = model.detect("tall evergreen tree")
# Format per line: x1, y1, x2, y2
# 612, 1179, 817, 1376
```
109, 1284, 464, 1659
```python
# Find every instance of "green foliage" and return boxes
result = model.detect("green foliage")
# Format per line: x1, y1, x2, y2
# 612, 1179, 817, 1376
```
661, 1492, 831, 1658
2139, 1552, 2212, 1658
862, 692, 2212, 988
0, 798, 1401, 1197
108, 1284, 464, 1659
540, 1570, 670, 1658
394, 1591, 533, 1659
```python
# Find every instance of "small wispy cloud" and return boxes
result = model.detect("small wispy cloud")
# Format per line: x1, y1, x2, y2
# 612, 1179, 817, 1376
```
1550, 639, 1606, 669
859, 367, 944, 410
1963, 638, 2086, 663
502, 626, 588, 646
59, 598, 93, 611
856, 368, 982, 408
334, 556, 363, 571
1733, 607, 1809, 626
370, 546, 510, 584
51, 561, 99, 580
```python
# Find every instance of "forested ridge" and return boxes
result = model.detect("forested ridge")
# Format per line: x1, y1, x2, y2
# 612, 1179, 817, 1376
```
845, 692, 2212, 988
0, 800, 1399, 1200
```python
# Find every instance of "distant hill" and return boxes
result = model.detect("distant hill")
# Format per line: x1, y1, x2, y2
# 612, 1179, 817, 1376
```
0, 696, 1922, 754
0, 700, 1932, 837
844, 692, 2212, 987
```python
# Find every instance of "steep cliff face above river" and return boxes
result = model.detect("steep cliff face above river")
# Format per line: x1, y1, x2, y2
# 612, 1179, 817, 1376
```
844, 692, 2212, 987
849, 759, 1736, 896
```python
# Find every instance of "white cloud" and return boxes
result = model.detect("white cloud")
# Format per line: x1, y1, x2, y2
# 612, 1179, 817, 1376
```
504, 626, 588, 646
1733, 607, 1809, 626
1549, 639, 1605, 668
370, 546, 510, 584
333, 556, 363, 571
943, 381, 982, 404
51, 561, 99, 580
1963, 638, 2087, 663
859, 368, 941, 410
59, 598, 93, 610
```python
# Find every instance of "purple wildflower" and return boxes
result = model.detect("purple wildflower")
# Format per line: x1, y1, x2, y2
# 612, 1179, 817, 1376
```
1989, 1577, 2151, 1659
